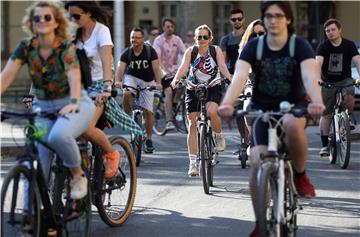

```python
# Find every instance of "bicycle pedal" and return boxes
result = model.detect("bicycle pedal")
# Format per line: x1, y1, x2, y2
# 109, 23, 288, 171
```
212, 160, 219, 166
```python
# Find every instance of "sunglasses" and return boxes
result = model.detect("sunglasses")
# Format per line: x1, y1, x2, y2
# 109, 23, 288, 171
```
33, 14, 52, 23
249, 31, 265, 39
70, 13, 84, 21
231, 17, 243, 23
197, 35, 209, 41
150, 32, 159, 36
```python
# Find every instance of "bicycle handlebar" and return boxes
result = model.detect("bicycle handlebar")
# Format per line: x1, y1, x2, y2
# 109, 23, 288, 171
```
318, 80, 360, 88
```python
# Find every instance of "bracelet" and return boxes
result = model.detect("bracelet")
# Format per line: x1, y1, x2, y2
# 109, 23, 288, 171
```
70, 98, 79, 106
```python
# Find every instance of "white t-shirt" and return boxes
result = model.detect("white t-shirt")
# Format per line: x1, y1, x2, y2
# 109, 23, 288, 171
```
76, 21, 113, 81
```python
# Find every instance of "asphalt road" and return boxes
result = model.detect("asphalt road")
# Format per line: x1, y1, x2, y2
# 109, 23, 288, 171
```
1, 123, 359, 237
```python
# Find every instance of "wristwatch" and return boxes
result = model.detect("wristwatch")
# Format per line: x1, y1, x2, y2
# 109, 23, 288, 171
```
70, 98, 79, 105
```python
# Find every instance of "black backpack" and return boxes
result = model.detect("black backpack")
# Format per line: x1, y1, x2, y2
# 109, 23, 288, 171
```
190, 45, 217, 65
73, 28, 92, 89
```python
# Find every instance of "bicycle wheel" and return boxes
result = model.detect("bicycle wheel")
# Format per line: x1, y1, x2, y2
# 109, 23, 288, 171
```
174, 98, 188, 134
258, 161, 284, 237
132, 112, 143, 166
95, 136, 137, 226
328, 117, 337, 164
284, 163, 298, 237
336, 111, 351, 169
1, 164, 42, 237
153, 94, 167, 136
207, 130, 215, 187
54, 167, 91, 237
199, 124, 211, 194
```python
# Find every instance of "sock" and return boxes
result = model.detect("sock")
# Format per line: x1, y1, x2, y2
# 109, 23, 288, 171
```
189, 154, 197, 163
294, 169, 306, 178
321, 136, 328, 147
215, 132, 221, 138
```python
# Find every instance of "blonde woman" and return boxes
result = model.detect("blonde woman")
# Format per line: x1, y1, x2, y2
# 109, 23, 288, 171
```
171, 24, 232, 176
0, 1, 95, 199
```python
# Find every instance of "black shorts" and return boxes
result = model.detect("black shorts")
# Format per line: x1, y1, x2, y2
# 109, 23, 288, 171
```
185, 85, 222, 113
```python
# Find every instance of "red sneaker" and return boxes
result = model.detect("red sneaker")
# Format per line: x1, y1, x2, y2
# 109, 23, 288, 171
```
104, 150, 120, 179
249, 224, 259, 237
294, 174, 316, 198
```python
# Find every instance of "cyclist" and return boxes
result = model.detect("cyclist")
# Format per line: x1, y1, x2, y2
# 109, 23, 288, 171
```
153, 18, 186, 130
218, 2, 324, 236
316, 18, 360, 157
115, 27, 162, 153
235, 19, 267, 157
170, 24, 232, 176
0, 1, 95, 200
66, 1, 135, 179
145, 26, 160, 46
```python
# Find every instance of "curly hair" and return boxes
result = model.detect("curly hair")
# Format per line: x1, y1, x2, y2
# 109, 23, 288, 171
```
22, 1, 71, 40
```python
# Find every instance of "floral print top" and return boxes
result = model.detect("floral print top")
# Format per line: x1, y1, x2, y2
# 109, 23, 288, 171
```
11, 36, 80, 100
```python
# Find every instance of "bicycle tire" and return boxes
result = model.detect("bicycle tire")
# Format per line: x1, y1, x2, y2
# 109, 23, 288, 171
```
284, 164, 298, 237
328, 118, 337, 164
1, 164, 42, 237
240, 150, 247, 169
258, 161, 284, 237
199, 124, 210, 194
132, 112, 143, 166
174, 98, 188, 134
52, 162, 91, 237
95, 136, 137, 226
153, 94, 167, 136
207, 129, 214, 187
336, 111, 351, 169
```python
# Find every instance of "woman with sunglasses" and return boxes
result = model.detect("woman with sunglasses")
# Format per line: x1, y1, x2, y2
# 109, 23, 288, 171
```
0, 1, 96, 199
65, 1, 125, 179
233, 19, 267, 158
170, 25, 232, 176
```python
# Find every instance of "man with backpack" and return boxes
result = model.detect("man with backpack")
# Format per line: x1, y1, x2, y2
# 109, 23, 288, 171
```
170, 24, 232, 176
218, 2, 324, 236
115, 27, 162, 153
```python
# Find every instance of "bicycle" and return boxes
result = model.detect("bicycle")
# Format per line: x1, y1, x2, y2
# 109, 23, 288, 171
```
123, 84, 156, 166
234, 87, 252, 169
153, 74, 188, 136
319, 80, 360, 169
237, 102, 307, 237
1, 109, 91, 237
183, 77, 223, 194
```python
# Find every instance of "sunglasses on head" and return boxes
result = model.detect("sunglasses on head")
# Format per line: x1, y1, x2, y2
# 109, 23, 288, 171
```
231, 17, 243, 23
70, 13, 84, 21
197, 35, 209, 41
33, 14, 52, 23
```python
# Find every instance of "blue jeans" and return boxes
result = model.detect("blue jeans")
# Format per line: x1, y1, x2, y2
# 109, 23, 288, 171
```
34, 90, 95, 181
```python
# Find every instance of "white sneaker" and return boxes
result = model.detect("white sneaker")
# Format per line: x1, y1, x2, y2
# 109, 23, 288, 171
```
70, 174, 88, 200
187, 161, 199, 177
319, 146, 330, 157
166, 121, 175, 130
215, 134, 226, 152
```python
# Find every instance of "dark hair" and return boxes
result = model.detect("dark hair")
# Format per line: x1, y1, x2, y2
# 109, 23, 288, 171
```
148, 26, 159, 33
162, 17, 175, 27
323, 18, 341, 29
132, 27, 145, 36
252, 20, 266, 33
230, 9, 244, 15
261, 1, 294, 35
64, 1, 111, 26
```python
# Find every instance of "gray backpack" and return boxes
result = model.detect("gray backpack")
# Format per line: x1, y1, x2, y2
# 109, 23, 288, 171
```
256, 34, 296, 60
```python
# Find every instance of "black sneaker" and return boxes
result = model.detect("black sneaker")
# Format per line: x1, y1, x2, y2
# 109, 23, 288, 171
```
144, 139, 154, 153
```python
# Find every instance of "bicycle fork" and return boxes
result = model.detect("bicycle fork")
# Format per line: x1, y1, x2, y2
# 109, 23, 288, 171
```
333, 108, 340, 143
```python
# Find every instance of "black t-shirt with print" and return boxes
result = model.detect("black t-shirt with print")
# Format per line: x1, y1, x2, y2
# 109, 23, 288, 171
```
120, 45, 158, 82
316, 38, 359, 82
240, 36, 314, 110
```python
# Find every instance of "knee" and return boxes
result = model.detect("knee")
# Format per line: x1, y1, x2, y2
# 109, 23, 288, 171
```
207, 107, 218, 118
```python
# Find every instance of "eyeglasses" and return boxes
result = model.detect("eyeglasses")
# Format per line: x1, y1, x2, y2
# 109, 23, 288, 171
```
70, 13, 84, 21
231, 17, 243, 23
264, 13, 286, 20
33, 14, 52, 23
196, 35, 209, 41
150, 32, 159, 36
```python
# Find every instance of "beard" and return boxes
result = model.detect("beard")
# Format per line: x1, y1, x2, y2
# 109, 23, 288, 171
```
234, 24, 242, 30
